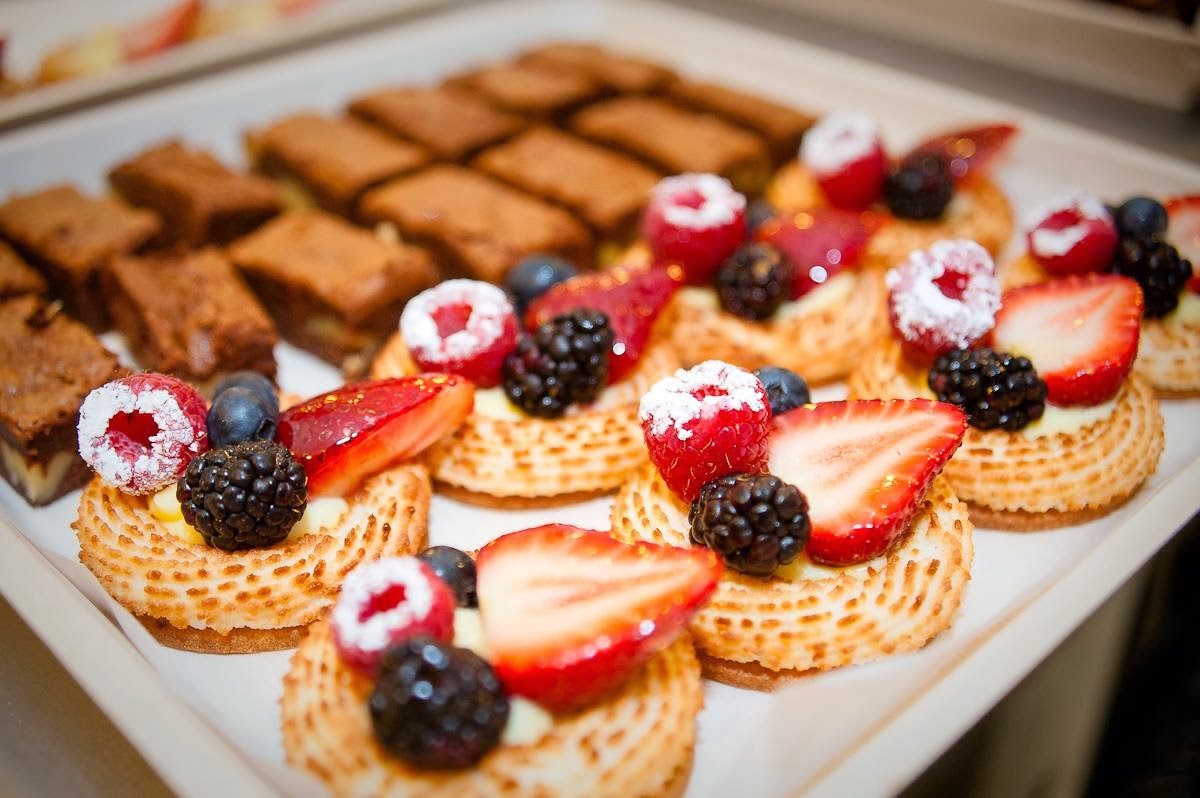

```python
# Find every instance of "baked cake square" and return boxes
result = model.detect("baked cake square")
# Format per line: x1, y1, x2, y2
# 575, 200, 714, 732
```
517, 42, 677, 94
443, 62, 602, 120
665, 79, 814, 164
0, 185, 160, 329
0, 240, 47, 300
109, 140, 282, 246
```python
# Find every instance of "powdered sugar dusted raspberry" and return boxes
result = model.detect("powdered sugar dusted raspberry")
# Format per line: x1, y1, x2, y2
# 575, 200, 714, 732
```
400, 279, 518, 388
650, 173, 747, 230
77, 374, 208, 495
640, 361, 765, 441
801, 111, 881, 175
1027, 193, 1112, 258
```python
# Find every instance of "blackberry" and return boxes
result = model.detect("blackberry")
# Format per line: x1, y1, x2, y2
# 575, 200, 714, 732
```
177, 440, 307, 550
1112, 234, 1192, 319
884, 152, 954, 220
689, 473, 810, 577
417, 546, 477, 608
928, 348, 1047, 432
501, 309, 612, 418
369, 637, 508, 770
714, 242, 791, 321
754, 366, 811, 416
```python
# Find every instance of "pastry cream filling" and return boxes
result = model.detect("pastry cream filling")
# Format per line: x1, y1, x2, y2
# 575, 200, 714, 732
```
1018, 395, 1119, 440
678, 271, 858, 321
0, 444, 75, 504
1165, 291, 1200, 328
148, 487, 349, 545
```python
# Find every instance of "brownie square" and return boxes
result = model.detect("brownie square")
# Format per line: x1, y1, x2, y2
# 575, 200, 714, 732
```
665, 79, 814, 164
109, 141, 282, 247
517, 42, 677, 94
570, 97, 771, 196
228, 211, 438, 369
0, 185, 160, 329
0, 240, 47, 300
247, 113, 431, 215
103, 248, 277, 384
443, 63, 602, 120
473, 127, 660, 240
0, 295, 126, 505
348, 86, 526, 163
358, 165, 592, 283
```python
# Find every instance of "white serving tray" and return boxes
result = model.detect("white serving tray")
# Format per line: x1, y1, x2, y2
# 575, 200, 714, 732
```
0, 1, 1198, 796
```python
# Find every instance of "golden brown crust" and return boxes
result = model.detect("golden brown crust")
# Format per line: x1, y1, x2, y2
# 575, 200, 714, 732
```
137, 615, 308, 653
696, 652, 810, 692
611, 466, 973, 678
431, 481, 608, 509
280, 621, 702, 797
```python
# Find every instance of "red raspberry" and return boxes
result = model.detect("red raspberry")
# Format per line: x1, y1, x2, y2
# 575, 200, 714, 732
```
641, 173, 746, 285
886, 239, 1001, 364
801, 111, 887, 210
331, 557, 456, 675
639, 361, 771, 502
77, 373, 208, 495
1026, 194, 1118, 275
400, 280, 518, 388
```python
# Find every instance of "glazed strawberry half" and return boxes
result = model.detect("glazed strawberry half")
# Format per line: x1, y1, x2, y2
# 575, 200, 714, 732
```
800, 111, 888, 210
991, 274, 1143, 406
1165, 195, 1200, 293
1025, 194, 1118, 276
641, 173, 747, 285
121, 0, 201, 60
769, 399, 966, 566
277, 376, 473, 497
400, 280, 519, 388
526, 265, 681, 384
905, 123, 1017, 183
476, 524, 721, 712
756, 207, 885, 298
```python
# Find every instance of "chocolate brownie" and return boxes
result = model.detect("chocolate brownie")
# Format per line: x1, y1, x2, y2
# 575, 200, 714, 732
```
109, 141, 282, 246
103, 248, 277, 384
443, 63, 602, 120
0, 295, 126, 505
0, 185, 160, 329
0, 240, 47, 300
348, 86, 526, 162
570, 96, 771, 196
228, 211, 438, 370
517, 42, 677, 94
473, 127, 660, 240
358, 165, 592, 283
665, 79, 814, 164
247, 113, 431, 215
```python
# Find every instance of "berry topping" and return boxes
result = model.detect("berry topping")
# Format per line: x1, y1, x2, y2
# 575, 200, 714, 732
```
370, 637, 508, 770
1165, 195, 1200, 293
417, 546, 477, 608
77, 373, 208, 495
332, 557, 457, 674
1114, 196, 1168, 239
177, 440, 307, 551
526, 265, 681, 383
769, 399, 966, 566
745, 198, 778, 234
754, 366, 811, 415
905, 124, 1017, 182
212, 371, 278, 416
1113, 234, 1193, 319
207, 387, 277, 447
277, 376, 473, 497
756, 207, 883, 299
400, 280, 519, 388
689, 473, 810, 576
640, 173, 747, 285
639, 361, 771, 502
928, 348, 1047, 431
1025, 193, 1118, 276
800, 111, 887, 210
475, 524, 721, 711
505, 254, 579, 317
886, 239, 1001, 363
714, 242, 792, 321
884, 152, 954, 220
992, 274, 1143, 405
502, 310, 612, 418
121, 0, 200, 60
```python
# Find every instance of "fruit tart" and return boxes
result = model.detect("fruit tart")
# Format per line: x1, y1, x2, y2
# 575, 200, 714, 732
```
766, 113, 1016, 266
281, 524, 721, 797
1002, 193, 1200, 398
847, 238, 1164, 530
370, 268, 681, 505
73, 371, 471, 652
610, 360, 973, 689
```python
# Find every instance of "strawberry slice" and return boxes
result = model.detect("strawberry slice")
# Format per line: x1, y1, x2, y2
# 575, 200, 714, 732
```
277, 376, 473, 497
1165, 195, 1200, 293
769, 399, 966, 566
476, 524, 721, 712
991, 275, 1143, 406
906, 124, 1018, 182
526, 265, 682, 383
755, 207, 885, 298
121, 0, 202, 61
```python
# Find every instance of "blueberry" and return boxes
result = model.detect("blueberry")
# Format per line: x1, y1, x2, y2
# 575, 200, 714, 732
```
745, 198, 778, 235
1115, 197, 1167, 239
505, 255, 578, 316
417, 546, 477, 608
754, 366, 811, 416
206, 387, 277, 447
212, 371, 278, 415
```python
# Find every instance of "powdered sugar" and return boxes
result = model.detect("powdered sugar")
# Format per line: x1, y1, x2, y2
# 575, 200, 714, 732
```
401, 279, 514, 361
887, 239, 1000, 349
650, 173, 746, 230
331, 557, 436, 653
801, 111, 881, 175
639, 360, 766, 441
1027, 193, 1112, 259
